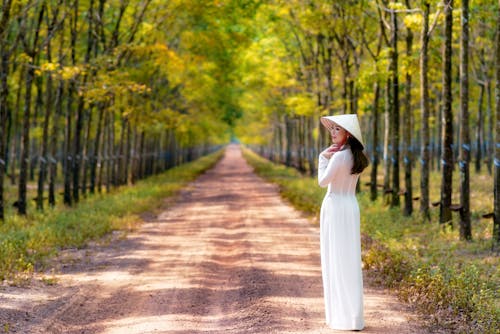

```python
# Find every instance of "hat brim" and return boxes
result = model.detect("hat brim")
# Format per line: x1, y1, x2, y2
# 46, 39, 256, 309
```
320, 114, 364, 149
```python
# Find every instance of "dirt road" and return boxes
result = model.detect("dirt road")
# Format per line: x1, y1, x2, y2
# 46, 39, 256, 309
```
1, 144, 421, 333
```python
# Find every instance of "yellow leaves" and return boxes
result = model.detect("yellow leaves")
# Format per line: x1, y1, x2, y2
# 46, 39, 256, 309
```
60, 66, 82, 80
35, 62, 84, 81
40, 62, 59, 72
285, 94, 316, 117
404, 13, 423, 31
16, 53, 32, 64
82, 71, 150, 104
387, 2, 406, 11
137, 22, 155, 40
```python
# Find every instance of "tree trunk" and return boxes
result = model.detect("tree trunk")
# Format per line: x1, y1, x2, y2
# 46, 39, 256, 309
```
36, 72, 53, 211
124, 119, 131, 184
459, 0, 472, 240
390, 9, 400, 208
72, 91, 85, 203
420, 2, 431, 220
440, 0, 454, 226
90, 106, 104, 194
0, 0, 13, 220
285, 115, 292, 167
63, 82, 74, 206
476, 82, 485, 173
30, 67, 44, 182
105, 110, 112, 193
307, 116, 316, 176
487, 81, 493, 175
493, 0, 500, 245
370, 81, 380, 201
49, 79, 64, 207
383, 78, 391, 200
81, 107, 92, 196
0, 56, 8, 220
403, 8, 413, 215
18, 65, 35, 215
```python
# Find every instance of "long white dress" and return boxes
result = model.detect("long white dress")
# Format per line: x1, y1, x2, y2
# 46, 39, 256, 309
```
318, 148, 364, 330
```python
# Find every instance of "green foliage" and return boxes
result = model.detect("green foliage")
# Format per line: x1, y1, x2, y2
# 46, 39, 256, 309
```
243, 148, 499, 334
0, 149, 224, 281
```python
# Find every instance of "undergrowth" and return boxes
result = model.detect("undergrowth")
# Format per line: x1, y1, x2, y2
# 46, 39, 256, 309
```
0, 149, 224, 282
242, 147, 499, 334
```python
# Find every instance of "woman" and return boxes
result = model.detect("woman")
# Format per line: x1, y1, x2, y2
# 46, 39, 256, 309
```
318, 114, 369, 331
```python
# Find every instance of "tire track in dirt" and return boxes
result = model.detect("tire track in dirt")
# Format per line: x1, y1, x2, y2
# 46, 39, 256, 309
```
1, 144, 423, 333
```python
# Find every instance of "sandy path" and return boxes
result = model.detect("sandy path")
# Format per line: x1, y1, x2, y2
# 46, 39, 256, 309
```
1, 144, 422, 333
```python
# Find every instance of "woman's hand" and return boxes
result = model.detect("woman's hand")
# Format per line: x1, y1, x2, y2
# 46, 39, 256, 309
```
321, 144, 341, 159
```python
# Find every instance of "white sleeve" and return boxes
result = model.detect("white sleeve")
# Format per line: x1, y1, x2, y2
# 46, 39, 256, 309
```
318, 152, 347, 188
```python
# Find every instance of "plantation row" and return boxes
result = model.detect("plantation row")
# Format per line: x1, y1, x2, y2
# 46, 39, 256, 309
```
231, 1, 500, 244
0, 1, 236, 220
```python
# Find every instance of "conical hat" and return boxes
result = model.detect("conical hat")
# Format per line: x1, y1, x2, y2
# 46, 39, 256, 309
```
320, 114, 364, 148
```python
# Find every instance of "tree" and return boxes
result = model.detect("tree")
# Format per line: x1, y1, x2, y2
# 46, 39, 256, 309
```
18, 2, 46, 215
494, 0, 500, 245
0, 0, 14, 220
459, 0, 472, 240
440, 0, 454, 226
402, 0, 414, 216
389, 6, 400, 208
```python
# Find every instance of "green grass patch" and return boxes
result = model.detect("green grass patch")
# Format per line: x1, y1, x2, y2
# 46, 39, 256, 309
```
0, 149, 224, 281
242, 147, 499, 334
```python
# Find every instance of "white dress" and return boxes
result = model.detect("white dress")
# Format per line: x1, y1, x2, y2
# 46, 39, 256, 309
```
318, 148, 364, 330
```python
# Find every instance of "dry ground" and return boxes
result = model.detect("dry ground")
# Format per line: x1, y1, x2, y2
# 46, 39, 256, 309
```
0, 144, 424, 333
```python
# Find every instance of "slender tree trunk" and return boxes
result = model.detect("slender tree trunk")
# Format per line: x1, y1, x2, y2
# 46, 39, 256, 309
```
0, 53, 8, 220
440, 0, 454, 226
18, 65, 35, 215
285, 115, 292, 167
117, 115, 126, 184
30, 69, 43, 182
18, 3, 45, 215
476, 83, 485, 173
10, 68, 25, 186
97, 109, 105, 193
138, 130, 145, 180
90, 106, 104, 194
307, 117, 316, 176
72, 91, 85, 203
63, 82, 74, 205
37, 72, 53, 211
81, 107, 92, 196
420, 2, 431, 220
109, 109, 116, 187
105, 111, 112, 193
383, 78, 391, 200
0, 0, 13, 219
487, 81, 493, 175
403, 10, 413, 215
371, 81, 380, 201
49, 80, 64, 207
390, 9, 400, 208
124, 119, 131, 184
493, 0, 500, 245
459, 0, 472, 240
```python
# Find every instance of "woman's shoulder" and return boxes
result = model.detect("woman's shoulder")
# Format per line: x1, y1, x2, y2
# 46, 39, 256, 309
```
333, 148, 353, 159
330, 149, 353, 166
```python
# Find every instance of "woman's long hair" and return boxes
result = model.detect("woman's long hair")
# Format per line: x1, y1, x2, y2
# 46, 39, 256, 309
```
347, 136, 369, 174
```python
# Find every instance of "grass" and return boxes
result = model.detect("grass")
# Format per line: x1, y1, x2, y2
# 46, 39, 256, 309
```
0, 149, 224, 281
242, 147, 499, 334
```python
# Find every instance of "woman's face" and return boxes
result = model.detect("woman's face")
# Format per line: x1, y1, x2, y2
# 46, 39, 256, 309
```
329, 123, 348, 146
